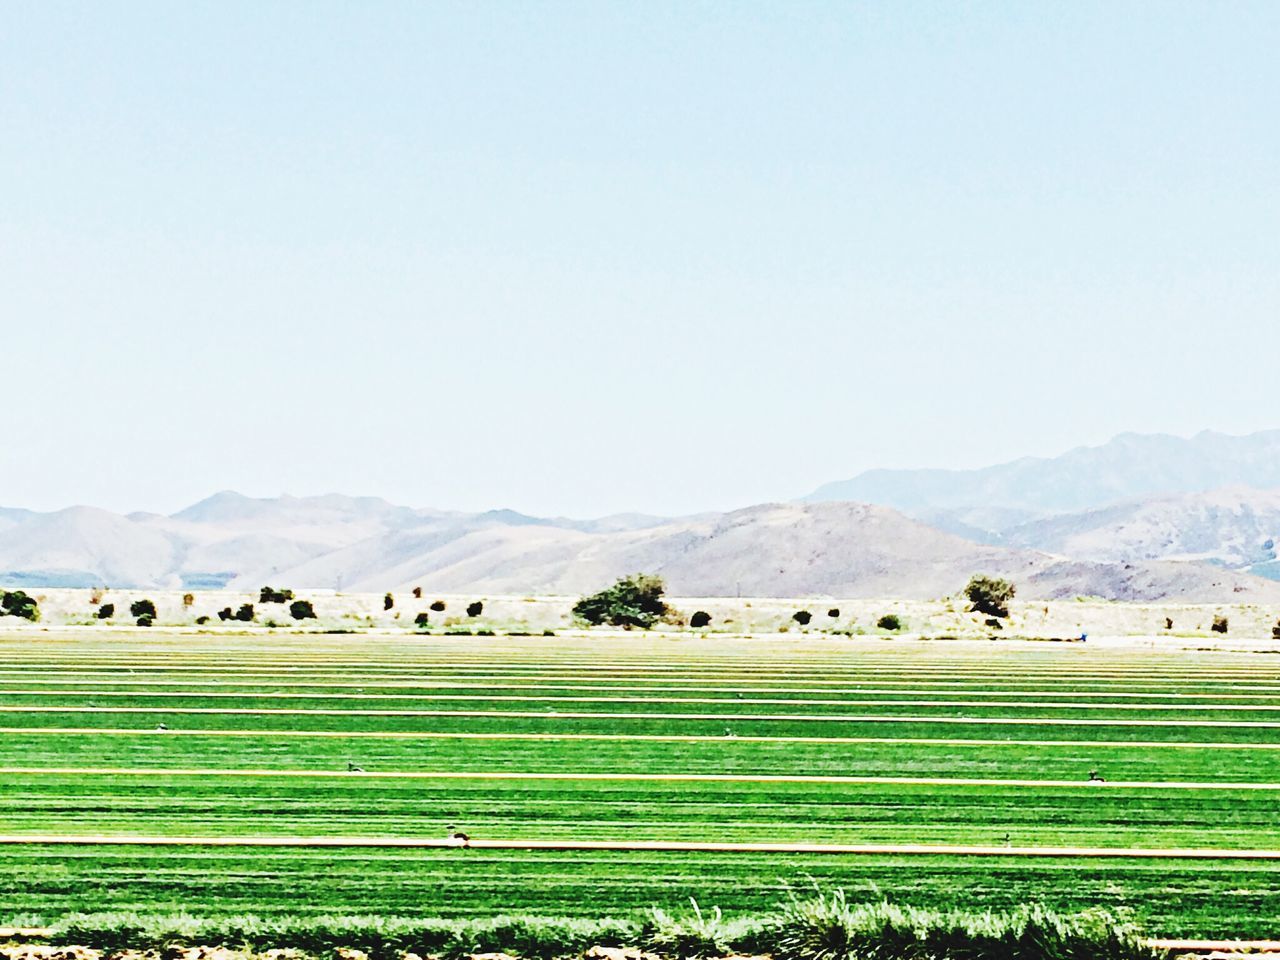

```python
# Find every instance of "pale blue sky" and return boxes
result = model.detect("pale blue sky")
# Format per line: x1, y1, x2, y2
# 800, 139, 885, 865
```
2, 1, 1278, 517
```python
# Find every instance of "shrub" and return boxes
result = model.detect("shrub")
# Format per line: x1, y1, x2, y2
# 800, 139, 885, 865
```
384, 593, 395, 611
234, 603, 255, 622
259, 586, 293, 604
0, 590, 40, 621
827, 608, 840, 618
467, 601, 484, 617
89, 588, 104, 605
690, 611, 712, 629
182, 593, 195, 607
217, 607, 233, 621
573, 574, 670, 630
877, 613, 902, 631
1212, 614, 1229, 634
965, 574, 1016, 618
792, 610, 812, 626
414, 612, 431, 629
136, 615, 153, 627
194, 615, 210, 625
430, 600, 446, 612
129, 598, 157, 619
412, 586, 423, 599
96, 603, 115, 620
1273, 619, 1280, 640
985, 617, 1003, 629
1165, 617, 1174, 630
289, 600, 317, 620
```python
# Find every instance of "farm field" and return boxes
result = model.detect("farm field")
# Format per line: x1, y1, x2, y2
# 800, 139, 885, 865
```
1, 631, 1279, 937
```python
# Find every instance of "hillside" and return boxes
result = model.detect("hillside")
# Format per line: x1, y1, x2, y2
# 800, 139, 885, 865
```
1, 494, 1277, 602
1002, 486, 1280, 577
805, 430, 1280, 533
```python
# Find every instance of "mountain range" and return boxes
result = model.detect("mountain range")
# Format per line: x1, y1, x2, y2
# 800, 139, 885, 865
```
2, 430, 1280, 600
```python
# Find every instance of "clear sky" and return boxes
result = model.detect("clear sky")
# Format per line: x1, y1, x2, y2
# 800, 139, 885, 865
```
2, 1, 1278, 518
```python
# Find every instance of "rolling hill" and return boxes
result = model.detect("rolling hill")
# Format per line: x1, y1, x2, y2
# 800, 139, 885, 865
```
805, 429, 1280, 535
0, 492, 1276, 602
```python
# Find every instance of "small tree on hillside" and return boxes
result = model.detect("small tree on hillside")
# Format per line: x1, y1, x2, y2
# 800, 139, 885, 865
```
572, 574, 670, 630
260, 586, 293, 604
130, 598, 157, 620
289, 599, 317, 620
1, 591, 40, 622
965, 575, 1016, 619
792, 610, 812, 626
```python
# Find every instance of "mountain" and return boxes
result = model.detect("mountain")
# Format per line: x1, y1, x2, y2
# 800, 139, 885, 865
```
1002, 486, 1280, 578
0, 506, 178, 587
1, 493, 1276, 602
805, 430, 1280, 533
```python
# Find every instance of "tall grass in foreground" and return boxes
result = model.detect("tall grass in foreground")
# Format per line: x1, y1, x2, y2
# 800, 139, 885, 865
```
37, 892, 1157, 960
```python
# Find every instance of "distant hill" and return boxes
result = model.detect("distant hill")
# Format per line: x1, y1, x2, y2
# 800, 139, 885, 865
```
805, 430, 1280, 533
0, 492, 1276, 602
1001, 486, 1280, 578
803, 429, 1280, 582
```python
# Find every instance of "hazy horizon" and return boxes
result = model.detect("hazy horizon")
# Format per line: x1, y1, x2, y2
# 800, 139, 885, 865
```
4, 425, 1275, 519
4, 2, 1278, 517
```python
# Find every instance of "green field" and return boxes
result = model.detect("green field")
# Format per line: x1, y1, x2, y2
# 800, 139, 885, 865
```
2, 631, 1279, 937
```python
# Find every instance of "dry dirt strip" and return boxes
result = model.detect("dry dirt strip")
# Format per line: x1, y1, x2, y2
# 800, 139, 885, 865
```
4, 706, 1280, 727
2, 835, 1280, 859
3, 767, 1277, 789
7, 727, 1280, 749
8, 691, 1280, 711
11, 680, 1280, 700
0, 933, 1273, 954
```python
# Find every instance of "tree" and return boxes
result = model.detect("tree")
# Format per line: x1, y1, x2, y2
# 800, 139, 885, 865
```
467, 601, 484, 617
572, 574, 670, 629
96, 603, 115, 620
130, 598, 157, 620
182, 593, 195, 607
1272, 619, 1280, 640
690, 610, 712, 629
412, 587, 423, 599
260, 586, 293, 604
1212, 614, 1229, 634
430, 600, 446, 612
1, 591, 39, 622
289, 599, 317, 620
877, 614, 902, 631
384, 593, 395, 611
414, 612, 431, 629
827, 608, 840, 618
218, 607, 233, 621
792, 610, 812, 626
965, 575, 1015, 619
234, 603, 255, 622
136, 614, 153, 627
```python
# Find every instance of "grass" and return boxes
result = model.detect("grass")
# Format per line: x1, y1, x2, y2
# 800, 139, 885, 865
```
31, 893, 1155, 960
0, 632, 1277, 937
